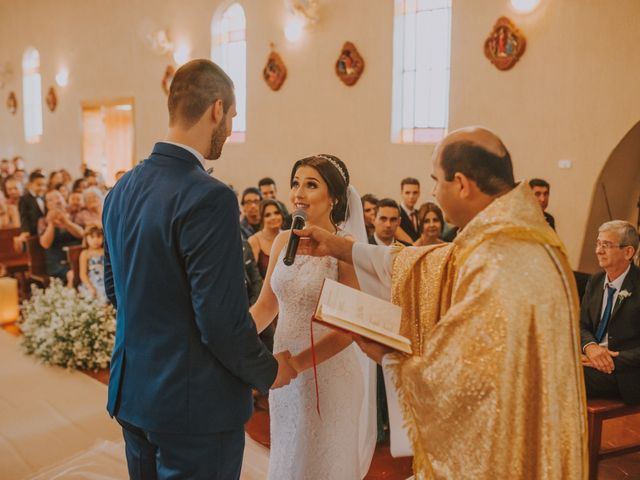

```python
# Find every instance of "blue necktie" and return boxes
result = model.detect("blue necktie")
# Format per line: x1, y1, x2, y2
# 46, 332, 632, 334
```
595, 285, 617, 343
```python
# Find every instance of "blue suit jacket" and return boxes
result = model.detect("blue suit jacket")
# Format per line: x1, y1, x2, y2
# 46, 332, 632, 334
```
103, 142, 277, 434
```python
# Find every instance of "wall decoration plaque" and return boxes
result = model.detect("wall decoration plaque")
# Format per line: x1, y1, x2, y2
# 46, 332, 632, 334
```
335, 41, 365, 86
484, 17, 526, 71
46, 87, 58, 112
162, 65, 175, 95
7, 91, 17, 114
263, 46, 287, 91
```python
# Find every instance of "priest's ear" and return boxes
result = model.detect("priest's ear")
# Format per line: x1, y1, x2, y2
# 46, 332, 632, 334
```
453, 172, 474, 199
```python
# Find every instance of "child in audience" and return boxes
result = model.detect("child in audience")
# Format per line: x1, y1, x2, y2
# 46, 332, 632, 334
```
79, 224, 106, 301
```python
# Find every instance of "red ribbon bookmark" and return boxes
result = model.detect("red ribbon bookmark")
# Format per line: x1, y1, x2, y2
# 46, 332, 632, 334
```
310, 317, 321, 417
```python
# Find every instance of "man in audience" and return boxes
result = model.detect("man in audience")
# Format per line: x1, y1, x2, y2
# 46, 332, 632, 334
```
240, 187, 262, 241
529, 178, 555, 230
67, 191, 84, 223
368, 198, 411, 247
581, 220, 640, 404
361, 194, 378, 239
13, 169, 26, 191
396, 177, 421, 244
19, 171, 47, 235
258, 177, 290, 228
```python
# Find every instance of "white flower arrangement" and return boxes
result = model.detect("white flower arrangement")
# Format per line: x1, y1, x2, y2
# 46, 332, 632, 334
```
19, 279, 116, 371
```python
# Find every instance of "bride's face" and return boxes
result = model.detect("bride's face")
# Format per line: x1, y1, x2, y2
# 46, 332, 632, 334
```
290, 165, 333, 224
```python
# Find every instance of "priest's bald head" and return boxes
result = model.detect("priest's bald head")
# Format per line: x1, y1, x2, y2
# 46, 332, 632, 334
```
430, 127, 516, 229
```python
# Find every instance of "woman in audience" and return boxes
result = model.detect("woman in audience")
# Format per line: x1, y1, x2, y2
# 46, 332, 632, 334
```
248, 199, 285, 279
72, 178, 87, 193
38, 190, 83, 286
48, 170, 64, 191
3, 175, 21, 206
0, 191, 20, 228
55, 182, 70, 201
414, 202, 445, 246
75, 186, 104, 227
78, 224, 106, 301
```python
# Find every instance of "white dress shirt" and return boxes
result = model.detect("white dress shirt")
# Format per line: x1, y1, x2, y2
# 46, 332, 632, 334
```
598, 264, 631, 347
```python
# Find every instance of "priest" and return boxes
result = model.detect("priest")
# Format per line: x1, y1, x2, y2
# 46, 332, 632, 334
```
297, 127, 587, 479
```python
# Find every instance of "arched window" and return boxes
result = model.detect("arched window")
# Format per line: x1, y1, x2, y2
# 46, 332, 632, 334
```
391, 0, 452, 144
212, 2, 246, 143
22, 47, 43, 144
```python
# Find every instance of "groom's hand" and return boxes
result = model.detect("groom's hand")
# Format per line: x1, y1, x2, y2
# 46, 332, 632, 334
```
294, 227, 354, 264
352, 334, 393, 365
271, 351, 298, 389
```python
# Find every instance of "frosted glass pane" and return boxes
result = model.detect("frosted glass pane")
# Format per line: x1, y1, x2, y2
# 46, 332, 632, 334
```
403, 13, 416, 71
23, 73, 43, 142
402, 72, 415, 129
427, 69, 447, 127
223, 3, 245, 31
414, 70, 430, 127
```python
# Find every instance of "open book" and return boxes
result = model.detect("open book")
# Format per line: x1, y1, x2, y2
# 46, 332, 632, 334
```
313, 278, 412, 354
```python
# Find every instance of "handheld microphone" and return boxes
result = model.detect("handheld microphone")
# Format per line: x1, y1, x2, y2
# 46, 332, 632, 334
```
283, 209, 308, 266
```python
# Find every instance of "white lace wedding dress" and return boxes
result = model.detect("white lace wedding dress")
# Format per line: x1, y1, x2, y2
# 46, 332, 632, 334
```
268, 250, 376, 480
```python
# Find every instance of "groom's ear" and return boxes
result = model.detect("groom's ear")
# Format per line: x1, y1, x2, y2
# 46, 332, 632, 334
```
210, 99, 224, 125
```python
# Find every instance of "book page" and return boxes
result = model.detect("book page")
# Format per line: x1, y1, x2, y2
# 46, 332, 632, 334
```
317, 279, 402, 335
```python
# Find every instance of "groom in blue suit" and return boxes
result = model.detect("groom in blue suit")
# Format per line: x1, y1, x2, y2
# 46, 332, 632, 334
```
103, 60, 297, 479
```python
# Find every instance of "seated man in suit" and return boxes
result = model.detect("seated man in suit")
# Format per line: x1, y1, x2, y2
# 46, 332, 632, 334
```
581, 220, 640, 404
396, 177, 421, 244
19, 171, 47, 235
529, 178, 555, 230
368, 198, 411, 247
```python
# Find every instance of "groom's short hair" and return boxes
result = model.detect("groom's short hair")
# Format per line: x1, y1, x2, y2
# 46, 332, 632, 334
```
168, 59, 235, 128
441, 140, 515, 196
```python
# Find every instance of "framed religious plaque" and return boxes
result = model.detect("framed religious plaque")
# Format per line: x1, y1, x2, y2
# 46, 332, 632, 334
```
7, 91, 17, 114
484, 17, 526, 71
335, 41, 365, 86
263, 47, 287, 91
46, 87, 58, 112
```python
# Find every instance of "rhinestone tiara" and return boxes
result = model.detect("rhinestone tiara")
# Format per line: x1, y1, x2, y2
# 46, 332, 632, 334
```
316, 154, 347, 184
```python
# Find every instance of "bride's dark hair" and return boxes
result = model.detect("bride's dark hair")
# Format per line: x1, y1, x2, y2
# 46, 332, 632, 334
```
290, 154, 350, 228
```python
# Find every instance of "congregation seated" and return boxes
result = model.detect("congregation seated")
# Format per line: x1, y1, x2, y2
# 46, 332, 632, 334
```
396, 177, 421, 244
38, 190, 84, 286
414, 202, 446, 246
78, 224, 107, 301
3, 175, 22, 206
239, 187, 262, 241
248, 199, 285, 279
360, 193, 379, 239
529, 178, 556, 230
75, 187, 104, 228
67, 191, 84, 224
19, 171, 47, 235
581, 220, 640, 405
0, 191, 20, 228
258, 177, 291, 229
368, 198, 411, 247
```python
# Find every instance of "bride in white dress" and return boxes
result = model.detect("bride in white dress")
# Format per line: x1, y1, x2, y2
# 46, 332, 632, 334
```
250, 154, 376, 480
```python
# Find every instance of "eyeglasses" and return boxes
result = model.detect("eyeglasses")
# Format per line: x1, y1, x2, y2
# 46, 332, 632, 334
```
596, 240, 627, 250
243, 199, 261, 205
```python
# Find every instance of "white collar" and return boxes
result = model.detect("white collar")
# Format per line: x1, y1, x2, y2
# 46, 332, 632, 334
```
161, 141, 206, 168
374, 232, 393, 246
604, 264, 631, 291
400, 202, 415, 216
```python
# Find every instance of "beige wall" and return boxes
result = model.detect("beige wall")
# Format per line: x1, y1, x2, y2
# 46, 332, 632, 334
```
0, 0, 639, 267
